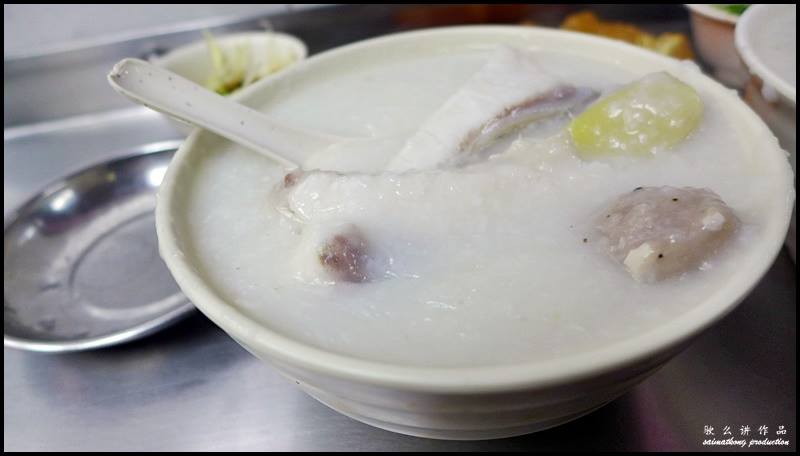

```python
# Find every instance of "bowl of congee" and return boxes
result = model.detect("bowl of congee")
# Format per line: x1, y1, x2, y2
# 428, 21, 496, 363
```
155, 27, 794, 439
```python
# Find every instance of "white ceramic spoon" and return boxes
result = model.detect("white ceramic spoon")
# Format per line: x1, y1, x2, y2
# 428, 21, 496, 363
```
108, 58, 343, 168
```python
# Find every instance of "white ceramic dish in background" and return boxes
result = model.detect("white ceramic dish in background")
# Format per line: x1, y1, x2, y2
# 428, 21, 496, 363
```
156, 27, 794, 440
686, 4, 749, 88
151, 31, 307, 134
736, 4, 797, 262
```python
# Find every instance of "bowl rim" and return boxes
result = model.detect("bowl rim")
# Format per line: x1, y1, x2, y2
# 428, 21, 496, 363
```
734, 4, 797, 104
156, 25, 793, 393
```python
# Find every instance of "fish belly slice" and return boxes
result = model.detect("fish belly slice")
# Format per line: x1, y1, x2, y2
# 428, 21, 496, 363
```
387, 46, 589, 172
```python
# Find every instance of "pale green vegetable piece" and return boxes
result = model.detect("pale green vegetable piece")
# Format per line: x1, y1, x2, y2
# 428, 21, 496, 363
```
569, 72, 703, 159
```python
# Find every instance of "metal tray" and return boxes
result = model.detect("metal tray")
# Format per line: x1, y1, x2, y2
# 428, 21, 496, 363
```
4, 144, 192, 352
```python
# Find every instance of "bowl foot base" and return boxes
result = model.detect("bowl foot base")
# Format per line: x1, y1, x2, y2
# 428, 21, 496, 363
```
305, 389, 610, 441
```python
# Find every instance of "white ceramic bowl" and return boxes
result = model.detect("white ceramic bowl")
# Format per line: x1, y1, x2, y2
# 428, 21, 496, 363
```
151, 31, 307, 134
156, 26, 794, 440
735, 4, 797, 261
686, 4, 749, 88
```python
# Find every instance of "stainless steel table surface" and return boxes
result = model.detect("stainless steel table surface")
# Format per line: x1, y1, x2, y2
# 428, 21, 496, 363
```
4, 252, 796, 451
4, 4, 796, 452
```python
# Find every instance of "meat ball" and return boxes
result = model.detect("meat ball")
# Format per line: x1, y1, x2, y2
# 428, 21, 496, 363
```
595, 186, 739, 283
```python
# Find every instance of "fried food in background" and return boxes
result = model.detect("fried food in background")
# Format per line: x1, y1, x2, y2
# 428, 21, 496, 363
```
561, 11, 694, 60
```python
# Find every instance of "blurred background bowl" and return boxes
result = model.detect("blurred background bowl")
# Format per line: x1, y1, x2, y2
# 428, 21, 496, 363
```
735, 3, 797, 261
686, 4, 749, 88
151, 31, 307, 134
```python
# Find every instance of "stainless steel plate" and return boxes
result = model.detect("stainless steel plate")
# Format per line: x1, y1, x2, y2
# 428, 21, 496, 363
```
4, 144, 193, 352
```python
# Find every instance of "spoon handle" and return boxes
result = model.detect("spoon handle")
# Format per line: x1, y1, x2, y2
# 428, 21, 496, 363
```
108, 58, 332, 167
